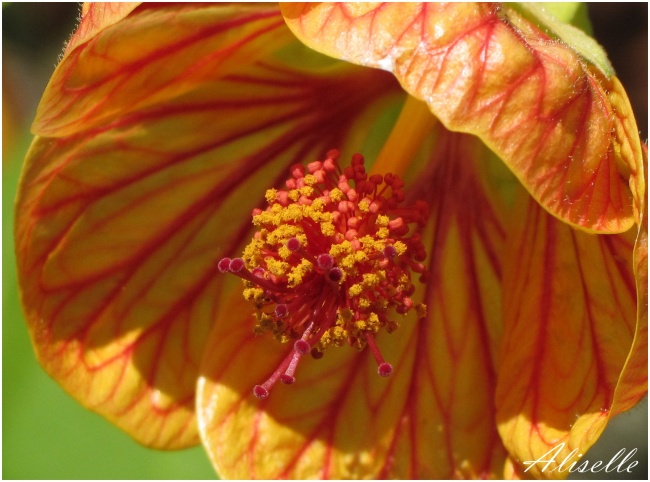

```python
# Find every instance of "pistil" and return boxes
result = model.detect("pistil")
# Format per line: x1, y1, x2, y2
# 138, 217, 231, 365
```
220, 149, 428, 399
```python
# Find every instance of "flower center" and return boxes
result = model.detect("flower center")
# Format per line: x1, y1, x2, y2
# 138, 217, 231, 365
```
219, 149, 428, 399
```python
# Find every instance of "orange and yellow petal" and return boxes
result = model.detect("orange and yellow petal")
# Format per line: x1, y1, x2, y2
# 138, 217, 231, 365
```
495, 191, 643, 479
197, 126, 511, 478
281, 2, 645, 233
18, 3, 399, 448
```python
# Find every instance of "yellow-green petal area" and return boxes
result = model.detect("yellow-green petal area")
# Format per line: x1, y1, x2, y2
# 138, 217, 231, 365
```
496, 190, 643, 479
197, 126, 513, 479
17, 3, 403, 449
280, 2, 645, 234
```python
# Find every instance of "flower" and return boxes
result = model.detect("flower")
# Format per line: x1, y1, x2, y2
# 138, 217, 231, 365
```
15, 2, 646, 479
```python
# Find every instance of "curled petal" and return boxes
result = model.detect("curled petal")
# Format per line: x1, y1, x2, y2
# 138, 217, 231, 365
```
496, 192, 641, 478
281, 2, 645, 233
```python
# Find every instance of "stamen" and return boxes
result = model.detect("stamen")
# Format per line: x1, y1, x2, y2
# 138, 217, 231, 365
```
221, 150, 428, 398
281, 323, 315, 385
365, 332, 393, 377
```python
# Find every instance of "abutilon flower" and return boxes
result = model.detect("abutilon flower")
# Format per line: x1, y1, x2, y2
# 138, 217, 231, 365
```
15, 2, 646, 479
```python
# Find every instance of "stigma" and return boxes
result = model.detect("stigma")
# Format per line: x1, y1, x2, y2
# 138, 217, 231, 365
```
219, 149, 428, 399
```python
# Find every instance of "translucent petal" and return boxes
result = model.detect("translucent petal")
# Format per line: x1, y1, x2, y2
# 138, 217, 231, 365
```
281, 2, 645, 233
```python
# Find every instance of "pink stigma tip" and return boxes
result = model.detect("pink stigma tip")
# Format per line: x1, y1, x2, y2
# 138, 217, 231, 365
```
275, 304, 289, 318
383, 245, 397, 258
328, 267, 343, 282
294, 339, 310, 354
229, 258, 245, 272
253, 385, 269, 399
280, 374, 295, 385
378, 362, 393, 377
217, 257, 231, 272
286, 237, 301, 252
317, 253, 334, 271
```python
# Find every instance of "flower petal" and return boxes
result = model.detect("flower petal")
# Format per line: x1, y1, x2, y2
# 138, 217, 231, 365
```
64, 3, 141, 56
281, 2, 645, 233
17, 4, 399, 448
197, 127, 511, 478
495, 191, 641, 478
34, 4, 289, 138
609, 147, 648, 416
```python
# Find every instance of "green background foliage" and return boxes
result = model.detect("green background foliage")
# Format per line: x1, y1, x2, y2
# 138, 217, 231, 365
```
2, 3, 647, 479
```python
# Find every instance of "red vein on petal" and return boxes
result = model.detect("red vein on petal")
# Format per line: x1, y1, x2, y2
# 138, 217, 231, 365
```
284, 2, 641, 231
375, 130, 505, 478
41, 9, 285, 130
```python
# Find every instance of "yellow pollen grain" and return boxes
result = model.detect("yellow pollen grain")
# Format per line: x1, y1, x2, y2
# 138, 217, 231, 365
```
265, 188, 278, 203
278, 245, 292, 260
330, 241, 353, 257
266, 225, 299, 245
282, 204, 304, 222
354, 251, 368, 263
299, 186, 314, 197
320, 221, 336, 237
332, 326, 347, 342
376, 215, 389, 227
243, 287, 264, 301
288, 259, 313, 287
349, 284, 363, 297
311, 198, 326, 211
359, 298, 371, 309
358, 199, 370, 212
288, 189, 300, 202
305, 205, 328, 223
303, 174, 317, 186
329, 188, 344, 202
377, 227, 389, 239
341, 254, 358, 270
266, 258, 289, 276
366, 312, 381, 332
362, 272, 383, 288
359, 235, 377, 249
243, 239, 265, 264
394, 241, 407, 255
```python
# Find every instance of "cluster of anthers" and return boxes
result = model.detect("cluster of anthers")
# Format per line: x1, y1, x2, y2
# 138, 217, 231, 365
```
218, 149, 428, 399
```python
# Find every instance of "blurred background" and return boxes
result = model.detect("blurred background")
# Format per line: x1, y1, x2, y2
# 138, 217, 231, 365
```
2, 3, 647, 479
